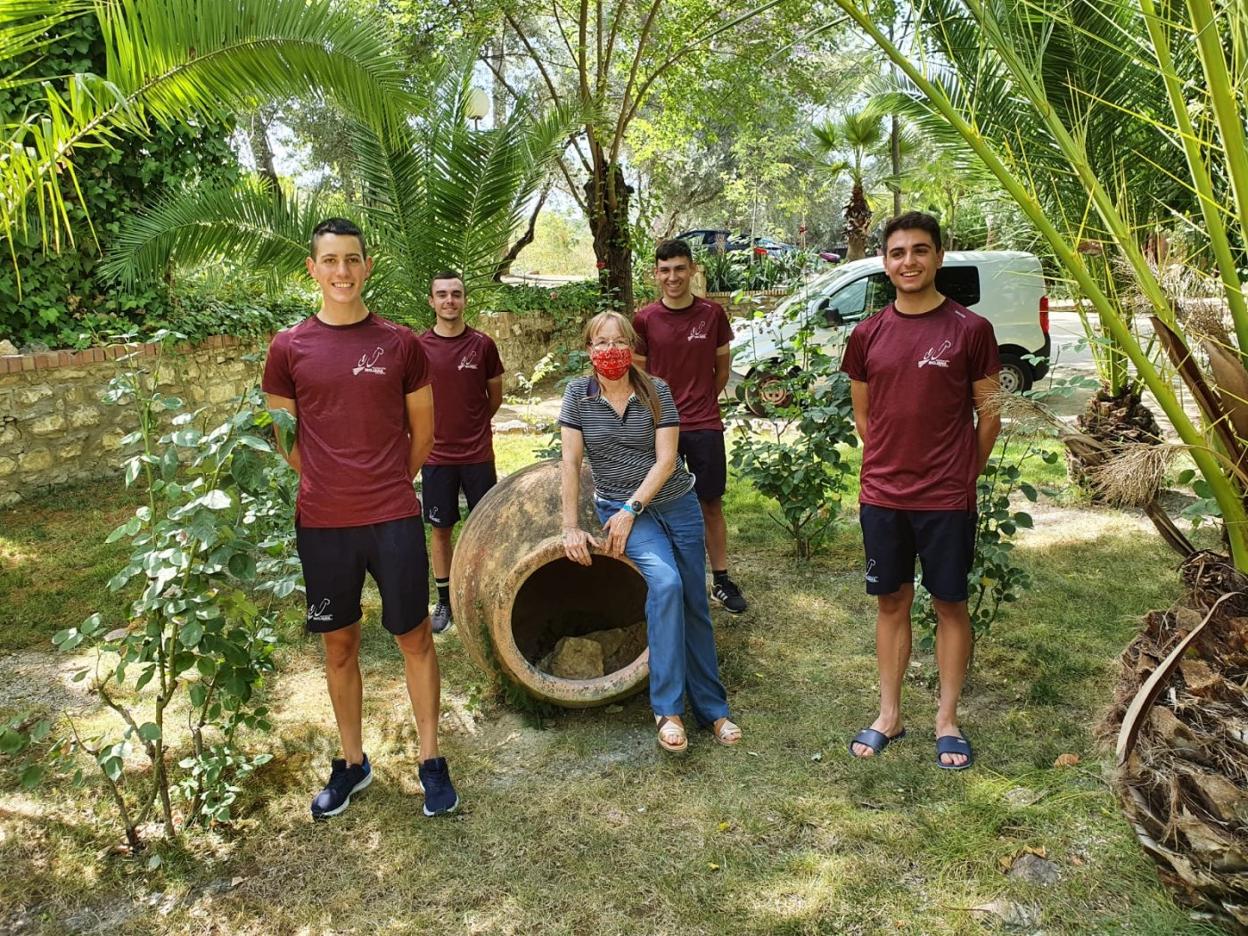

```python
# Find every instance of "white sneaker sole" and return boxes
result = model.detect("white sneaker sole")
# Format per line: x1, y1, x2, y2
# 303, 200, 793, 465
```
422, 794, 460, 817
312, 769, 373, 820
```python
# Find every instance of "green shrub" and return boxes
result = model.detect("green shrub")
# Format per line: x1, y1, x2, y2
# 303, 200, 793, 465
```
0, 18, 238, 349
478, 281, 601, 329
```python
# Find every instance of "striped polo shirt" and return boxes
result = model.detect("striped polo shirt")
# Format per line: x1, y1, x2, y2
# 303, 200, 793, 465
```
559, 375, 696, 507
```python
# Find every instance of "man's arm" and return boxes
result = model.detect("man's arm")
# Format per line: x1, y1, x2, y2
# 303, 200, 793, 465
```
713, 343, 731, 394
972, 374, 1003, 474
405, 384, 435, 479
849, 379, 869, 445
486, 375, 503, 418
265, 393, 301, 473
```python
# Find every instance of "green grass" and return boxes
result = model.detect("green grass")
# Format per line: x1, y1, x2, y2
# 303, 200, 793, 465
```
0, 479, 142, 654
0, 437, 1222, 935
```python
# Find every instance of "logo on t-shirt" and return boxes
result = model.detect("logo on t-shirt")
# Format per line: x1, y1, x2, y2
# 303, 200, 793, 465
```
687, 320, 710, 342
918, 340, 952, 369
457, 349, 481, 371
353, 347, 387, 376
864, 559, 879, 584
308, 598, 333, 623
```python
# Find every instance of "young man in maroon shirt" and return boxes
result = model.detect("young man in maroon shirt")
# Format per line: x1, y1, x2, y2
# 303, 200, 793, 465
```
841, 212, 1001, 770
263, 218, 459, 818
633, 239, 748, 613
416, 270, 505, 634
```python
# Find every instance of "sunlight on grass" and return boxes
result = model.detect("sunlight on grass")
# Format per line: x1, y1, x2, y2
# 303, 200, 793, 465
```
0, 446, 1218, 934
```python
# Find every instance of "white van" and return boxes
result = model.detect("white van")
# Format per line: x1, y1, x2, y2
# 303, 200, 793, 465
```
730, 251, 1051, 411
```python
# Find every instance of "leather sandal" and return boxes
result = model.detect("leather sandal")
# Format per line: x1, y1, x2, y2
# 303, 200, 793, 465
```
711, 717, 742, 747
655, 715, 688, 753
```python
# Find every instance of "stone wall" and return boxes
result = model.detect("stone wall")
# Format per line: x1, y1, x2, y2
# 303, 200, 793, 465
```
0, 336, 263, 506
474, 310, 584, 390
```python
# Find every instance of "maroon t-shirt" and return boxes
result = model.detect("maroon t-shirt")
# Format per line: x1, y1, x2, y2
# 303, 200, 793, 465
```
633, 297, 734, 431
416, 325, 505, 465
840, 298, 1001, 510
261, 312, 431, 528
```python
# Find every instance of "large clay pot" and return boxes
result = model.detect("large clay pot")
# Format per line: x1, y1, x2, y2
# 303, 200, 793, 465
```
450, 458, 650, 707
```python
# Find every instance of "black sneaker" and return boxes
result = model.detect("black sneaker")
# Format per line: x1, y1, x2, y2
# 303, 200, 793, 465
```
418, 756, 460, 817
711, 577, 748, 614
311, 755, 372, 820
431, 601, 453, 634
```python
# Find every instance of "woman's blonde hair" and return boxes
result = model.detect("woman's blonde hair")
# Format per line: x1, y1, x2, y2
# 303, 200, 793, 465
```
583, 310, 663, 424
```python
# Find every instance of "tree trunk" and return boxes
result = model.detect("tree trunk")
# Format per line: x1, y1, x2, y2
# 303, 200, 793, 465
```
890, 113, 902, 216
585, 149, 634, 311
844, 180, 872, 261
495, 186, 550, 280
491, 26, 508, 125
248, 110, 279, 188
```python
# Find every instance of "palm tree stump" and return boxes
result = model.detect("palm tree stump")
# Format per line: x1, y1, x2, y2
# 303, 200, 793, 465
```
1066, 386, 1164, 495
1106, 552, 1248, 932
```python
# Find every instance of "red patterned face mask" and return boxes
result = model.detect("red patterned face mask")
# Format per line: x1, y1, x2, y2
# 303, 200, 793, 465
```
590, 345, 632, 381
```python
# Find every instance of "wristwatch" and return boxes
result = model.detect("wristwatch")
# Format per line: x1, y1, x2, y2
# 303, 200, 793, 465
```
627, 498, 645, 515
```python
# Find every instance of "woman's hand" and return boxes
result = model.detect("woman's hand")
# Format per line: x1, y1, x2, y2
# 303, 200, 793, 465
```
563, 527, 600, 566
601, 510, 635, 557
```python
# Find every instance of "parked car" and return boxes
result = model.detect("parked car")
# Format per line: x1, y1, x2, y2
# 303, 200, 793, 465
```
730, 250, 1051, 414
676, 229, 735, 251
676, 230, 798, 256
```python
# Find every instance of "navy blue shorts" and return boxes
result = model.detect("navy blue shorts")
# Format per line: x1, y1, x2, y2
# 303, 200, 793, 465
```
678, 430, 727, 502
420, 461, 497, 528
295, 515, 429, 635
858, 504, 977, 602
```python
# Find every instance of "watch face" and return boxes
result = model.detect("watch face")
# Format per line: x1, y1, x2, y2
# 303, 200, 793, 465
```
629, 499, 644, 513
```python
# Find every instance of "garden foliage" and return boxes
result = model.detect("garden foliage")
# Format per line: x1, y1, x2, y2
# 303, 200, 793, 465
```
0, 17, 238, 349
2, 337, 301, 846
729, 324, 858, 558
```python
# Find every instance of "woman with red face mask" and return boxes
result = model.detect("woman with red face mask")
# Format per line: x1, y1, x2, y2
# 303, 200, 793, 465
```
558, 311, 742, 753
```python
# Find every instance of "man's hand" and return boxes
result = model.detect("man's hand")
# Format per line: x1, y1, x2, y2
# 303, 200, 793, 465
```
563, 527, 600, 566
601, 510, 635, 557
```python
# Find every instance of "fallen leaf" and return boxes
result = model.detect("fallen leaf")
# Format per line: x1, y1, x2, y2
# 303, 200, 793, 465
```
707, 863, 720, 871
1053, 753, 1080, 768
716, 821, 731, 832
811, 752, 823, 762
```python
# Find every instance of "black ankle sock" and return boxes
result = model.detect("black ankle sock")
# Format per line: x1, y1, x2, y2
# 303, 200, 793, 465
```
435, 577, 450, 605
713, 569, 729, 583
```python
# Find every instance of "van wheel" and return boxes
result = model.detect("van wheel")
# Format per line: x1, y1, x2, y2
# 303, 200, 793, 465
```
744, 369, 793, 416
998, 353, 1033, 393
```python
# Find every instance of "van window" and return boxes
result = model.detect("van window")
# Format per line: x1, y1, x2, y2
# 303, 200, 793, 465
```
826, 273, 897, 324
825, 277, 868, 322
935, 266, 981, 306
863, 273, 896, 317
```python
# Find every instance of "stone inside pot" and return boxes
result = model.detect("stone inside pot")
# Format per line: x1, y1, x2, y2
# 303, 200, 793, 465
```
537, 621, 648, 679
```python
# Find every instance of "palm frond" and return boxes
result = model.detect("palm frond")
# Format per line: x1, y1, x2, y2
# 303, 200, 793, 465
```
99, 177, 345, 287
0, 0, 412, 256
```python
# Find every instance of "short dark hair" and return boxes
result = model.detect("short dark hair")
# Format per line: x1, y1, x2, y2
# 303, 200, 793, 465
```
655, 238, 693, 263
428, 270, 465, 294
310, 217, 366, 259
882, 211, 942, 251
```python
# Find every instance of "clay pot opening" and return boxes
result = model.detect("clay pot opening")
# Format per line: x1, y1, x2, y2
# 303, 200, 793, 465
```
510, 554, 649, 680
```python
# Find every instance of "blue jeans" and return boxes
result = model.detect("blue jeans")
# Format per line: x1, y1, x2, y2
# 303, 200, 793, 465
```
595, 490, 731, 723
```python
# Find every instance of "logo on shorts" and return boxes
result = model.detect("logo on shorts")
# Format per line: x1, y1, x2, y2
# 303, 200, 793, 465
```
687, 320, 710, 341
353, 347, 387, 376
864, 559, 879, 584
308, 598, 333, 623
427, 505, 441, 523
918, 340, 952, 369
457, 349, 481, 371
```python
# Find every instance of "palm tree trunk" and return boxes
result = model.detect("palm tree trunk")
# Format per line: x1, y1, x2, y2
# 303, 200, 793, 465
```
586, 146, 634, 311
844, 180, 872, 261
